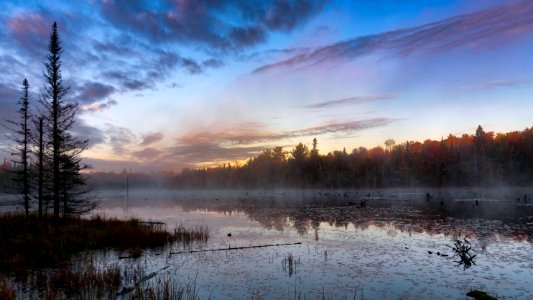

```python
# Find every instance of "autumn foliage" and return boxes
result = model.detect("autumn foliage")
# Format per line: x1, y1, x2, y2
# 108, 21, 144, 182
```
172, 125, 533, 188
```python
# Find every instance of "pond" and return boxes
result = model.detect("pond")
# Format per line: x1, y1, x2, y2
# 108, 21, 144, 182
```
88, 188, 533, 299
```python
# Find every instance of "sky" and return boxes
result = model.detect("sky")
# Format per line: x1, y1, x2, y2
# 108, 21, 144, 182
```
0, 0, 532, 172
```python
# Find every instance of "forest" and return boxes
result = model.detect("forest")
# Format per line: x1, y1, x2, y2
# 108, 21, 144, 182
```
172, 125, 533, 188
27, 124, 532, 190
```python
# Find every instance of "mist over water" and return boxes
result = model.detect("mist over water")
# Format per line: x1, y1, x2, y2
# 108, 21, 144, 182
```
81, 188, 533, 299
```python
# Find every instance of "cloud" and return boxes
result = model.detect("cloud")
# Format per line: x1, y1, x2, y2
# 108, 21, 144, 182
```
0, 83, 19, 102
105, 125, 137, 154
7, 12, 49, 37
202, 58, 224, 68
140, 132, 164, 146
460, 79, 533, 90
302, 94, 396, 109
169, 117, 394, 165
253, 0, 533, 74
181, 58, 203, 74
97, 47, 216, 92
283, 118, 394, 139
99, 0, 328, 52
132, 147, 163, 161
71, 119, 106, 148
0, 83, 20, 138
80, 99, 118, 113
166, 143, 265, 165
6, 12, 50, 58
180, 118, 394, 145
237, 47, 309, 63
76, 81, 116, 104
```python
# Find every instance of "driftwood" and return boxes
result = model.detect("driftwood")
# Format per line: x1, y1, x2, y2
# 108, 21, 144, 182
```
447, 238, 476, 269
169, 242, 302, 255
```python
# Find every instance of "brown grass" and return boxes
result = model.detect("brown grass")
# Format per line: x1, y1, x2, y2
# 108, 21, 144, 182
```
0, 213, 209, 274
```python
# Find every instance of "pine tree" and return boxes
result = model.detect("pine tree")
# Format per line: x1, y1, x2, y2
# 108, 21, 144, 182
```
4, 79, 32, 218
42, 22, 93, 218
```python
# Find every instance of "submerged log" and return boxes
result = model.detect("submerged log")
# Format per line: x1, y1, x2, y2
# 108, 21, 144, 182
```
169, 242, 302, 255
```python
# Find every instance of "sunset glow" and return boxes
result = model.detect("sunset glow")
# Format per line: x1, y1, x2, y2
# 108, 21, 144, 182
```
1, 0, 532, 172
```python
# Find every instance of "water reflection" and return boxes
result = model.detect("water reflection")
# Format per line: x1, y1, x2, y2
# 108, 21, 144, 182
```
89, 189, 533, 299
169, 190, 532, 247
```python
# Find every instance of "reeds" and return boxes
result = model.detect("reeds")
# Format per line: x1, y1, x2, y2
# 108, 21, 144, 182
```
0, 213, 210, 299
43, 260, 120, 299
130, 277, 200, 300
173, 224, 209, 243
282, 253, 299, 277
15, 261, 199, 300
0, 213, 209, 273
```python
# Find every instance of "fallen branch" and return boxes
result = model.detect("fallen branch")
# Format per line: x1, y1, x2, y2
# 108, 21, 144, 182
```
169, 242, 302, 255
116, 266, 170, 297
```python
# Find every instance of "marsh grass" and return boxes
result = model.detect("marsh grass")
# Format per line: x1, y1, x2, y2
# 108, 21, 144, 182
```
174, 224, 209, 243
0, 213, 209, 274
26, 259, 121, 299
13, 260, 199, 300
0, 277, 16, 300
130, 276, 200, 300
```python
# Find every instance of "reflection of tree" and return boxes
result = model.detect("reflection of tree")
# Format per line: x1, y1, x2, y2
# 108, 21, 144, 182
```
178, 192, 532, 245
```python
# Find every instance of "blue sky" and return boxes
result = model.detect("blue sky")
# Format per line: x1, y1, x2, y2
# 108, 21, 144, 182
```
0, 0, 532, 171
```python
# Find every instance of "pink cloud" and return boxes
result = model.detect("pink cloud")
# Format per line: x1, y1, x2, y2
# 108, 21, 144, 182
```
8, 12, 49, 37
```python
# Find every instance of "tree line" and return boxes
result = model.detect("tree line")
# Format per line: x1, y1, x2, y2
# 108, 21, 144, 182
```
1, 22, 92, 219
171, 126, 533, 188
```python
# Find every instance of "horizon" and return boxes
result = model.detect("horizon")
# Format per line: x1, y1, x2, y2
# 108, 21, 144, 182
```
1, 0, 532, 172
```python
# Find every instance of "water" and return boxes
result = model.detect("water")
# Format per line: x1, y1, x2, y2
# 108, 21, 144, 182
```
5, 189, 532, 299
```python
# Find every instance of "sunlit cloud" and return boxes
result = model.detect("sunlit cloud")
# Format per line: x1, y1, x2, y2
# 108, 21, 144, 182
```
180, 118, 395, 146
80, 99, 117, 113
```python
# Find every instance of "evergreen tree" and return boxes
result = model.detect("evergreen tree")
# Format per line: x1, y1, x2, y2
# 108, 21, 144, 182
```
4, 79, 32, 218
41, 22, 93, 218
